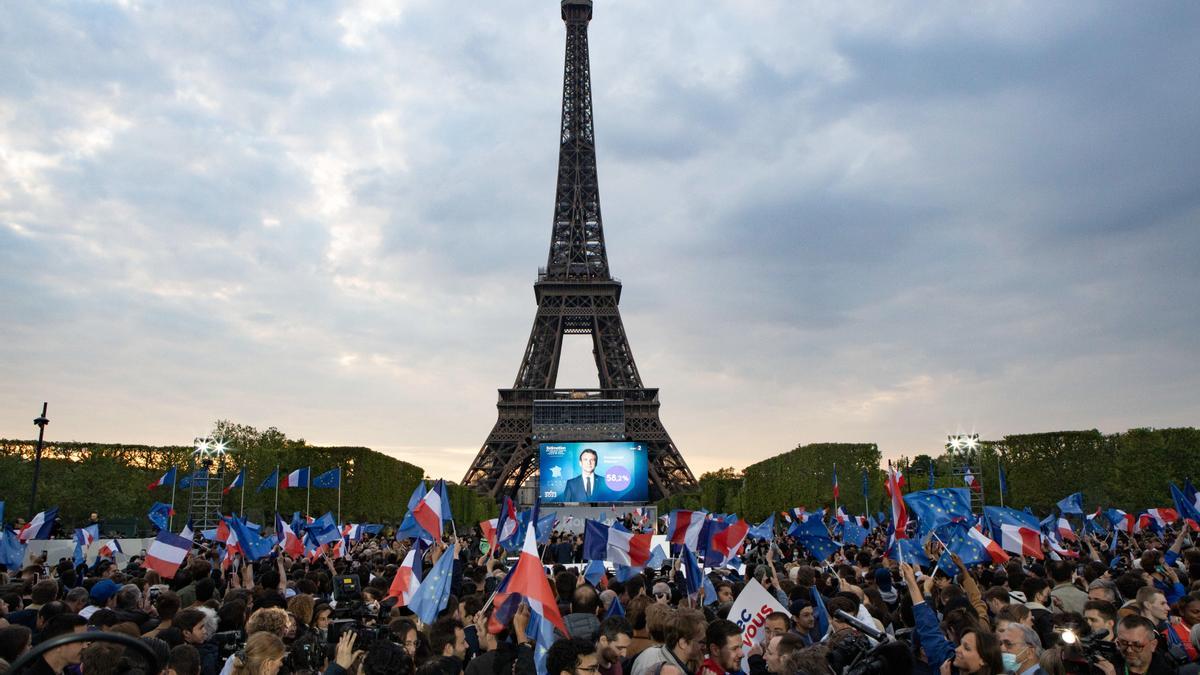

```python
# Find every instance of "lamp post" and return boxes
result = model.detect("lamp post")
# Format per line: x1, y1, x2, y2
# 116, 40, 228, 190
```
29, 402, 49, 519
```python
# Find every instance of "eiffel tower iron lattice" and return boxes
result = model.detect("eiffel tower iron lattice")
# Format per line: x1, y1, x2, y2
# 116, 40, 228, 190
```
463, 0, 697, 502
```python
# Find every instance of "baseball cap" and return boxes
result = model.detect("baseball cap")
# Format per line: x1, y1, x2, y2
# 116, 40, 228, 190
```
873, 567, 894, 592
90, 579, 121, 604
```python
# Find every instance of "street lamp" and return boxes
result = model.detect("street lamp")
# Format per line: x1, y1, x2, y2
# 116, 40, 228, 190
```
29, 403, 49, 519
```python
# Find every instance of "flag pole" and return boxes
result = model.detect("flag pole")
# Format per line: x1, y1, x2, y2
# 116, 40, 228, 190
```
274, 464, 280, 518
306, 467, 311, 518
998, 463, 1005, 508
832, 463, 839, 517
337, 467, 342, 525
169, 467, 177, 531
240, 468, 246, 514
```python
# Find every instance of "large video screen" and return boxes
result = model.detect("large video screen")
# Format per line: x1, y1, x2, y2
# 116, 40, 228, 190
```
539, 442, 649, 504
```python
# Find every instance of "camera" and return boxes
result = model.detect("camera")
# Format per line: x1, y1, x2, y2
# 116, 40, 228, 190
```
285, 634, 331, 674
212, 630, 245, 660
1059, 629, 1120, 674
328, 619, 389, 654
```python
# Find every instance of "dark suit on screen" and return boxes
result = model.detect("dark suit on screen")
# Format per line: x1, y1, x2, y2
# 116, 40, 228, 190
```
563, 472, 604, 502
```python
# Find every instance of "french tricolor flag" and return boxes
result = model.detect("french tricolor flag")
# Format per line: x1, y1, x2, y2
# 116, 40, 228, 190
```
832, 465, 840, 500
281, 468, 309, 489
488, 521, 567, 664
835, 507, 849, 524
342, 524, 362, 541
412, 479, 444, 540
966, 526, 1010, 563
1142, 508, 1178, 532
480, 518, 499, 550
387, 545, 424, 606
707, 519, 750, 566
668, 510, 708, 551
496, 496, 520, 547
1056, 517, 1077, 541
145, 529, 194, 578
963, 468, 982, 493
98, 539, 123, 559
585, 520, 652, 568
223, 469, 245, 495
19, 508, 58, 542
997, 524, 1043, 559
275, 514, 303, 557
147, 467, 177, 490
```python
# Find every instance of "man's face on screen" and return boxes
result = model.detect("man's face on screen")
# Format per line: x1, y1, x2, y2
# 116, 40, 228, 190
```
580, 452, 597, 475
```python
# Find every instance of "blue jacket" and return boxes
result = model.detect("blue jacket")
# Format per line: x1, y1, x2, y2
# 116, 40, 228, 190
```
912, 602, 955, 670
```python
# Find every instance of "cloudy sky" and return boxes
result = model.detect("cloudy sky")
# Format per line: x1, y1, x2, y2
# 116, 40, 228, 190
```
2, 1, 1198, 484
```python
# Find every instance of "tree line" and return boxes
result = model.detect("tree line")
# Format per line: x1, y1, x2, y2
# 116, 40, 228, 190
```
0, 420, 496, 531
657, 427, 1200, 521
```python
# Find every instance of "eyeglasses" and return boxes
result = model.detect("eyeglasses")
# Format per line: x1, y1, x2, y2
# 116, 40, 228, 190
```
1116, 639, 1150, 652
655, 593, 669, 599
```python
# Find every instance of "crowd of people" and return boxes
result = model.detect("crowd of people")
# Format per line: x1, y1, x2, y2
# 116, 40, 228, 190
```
2, 515, 1200, 675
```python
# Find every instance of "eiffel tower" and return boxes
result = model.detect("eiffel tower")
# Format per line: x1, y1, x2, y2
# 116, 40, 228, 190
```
462, 0, 697, 502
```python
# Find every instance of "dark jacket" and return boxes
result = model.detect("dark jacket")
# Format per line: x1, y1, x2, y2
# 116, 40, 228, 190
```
563, 612, 601, 642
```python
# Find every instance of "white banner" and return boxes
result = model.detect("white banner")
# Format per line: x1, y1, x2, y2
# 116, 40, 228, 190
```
728, 578, 788, 671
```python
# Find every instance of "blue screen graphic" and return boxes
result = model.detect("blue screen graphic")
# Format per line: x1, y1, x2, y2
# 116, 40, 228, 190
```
539, 442, 649, 504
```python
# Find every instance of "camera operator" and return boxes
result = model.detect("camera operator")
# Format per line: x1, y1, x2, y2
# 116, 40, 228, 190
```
1082, 600, 1117, 642
1093, 615, 1175, 675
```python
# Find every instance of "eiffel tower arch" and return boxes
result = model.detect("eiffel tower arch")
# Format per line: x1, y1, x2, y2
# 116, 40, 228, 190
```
463, 0, 697, 502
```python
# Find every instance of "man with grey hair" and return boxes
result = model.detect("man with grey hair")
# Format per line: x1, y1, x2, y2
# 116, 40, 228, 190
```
1088, 579, 1120, 604
113, 584, 151, 630
1000, 623, 1045, 675
64, 587, 90, 615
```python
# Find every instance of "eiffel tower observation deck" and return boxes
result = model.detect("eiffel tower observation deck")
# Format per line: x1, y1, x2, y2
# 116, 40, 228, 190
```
462, 0, 697, 502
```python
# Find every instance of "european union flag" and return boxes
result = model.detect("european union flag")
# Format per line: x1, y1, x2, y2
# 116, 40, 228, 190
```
787, 512, 829, 539
257, 468, 279, 492
840, 519, 868, 547
1171, 483, 1200, 525
1057, 492, 1084, 515
904, 488, 973, 541
747, 515, 775, 542
407, 541, 456, 624
886, 536, 932, 567
148, 502, 173, 531
313, 468, 341, 489
681, 545, 704, 596
605, 595, 625, 618
934, 521, 989, 569
395, 482, 429, 542
228, 517, 275, 561
583, 559, 607, 587
307, 512, 342, 546
810, 586, 830, 640
796, 534, 840, 561
647, 544, 667, 570
1, 528, 25, 569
